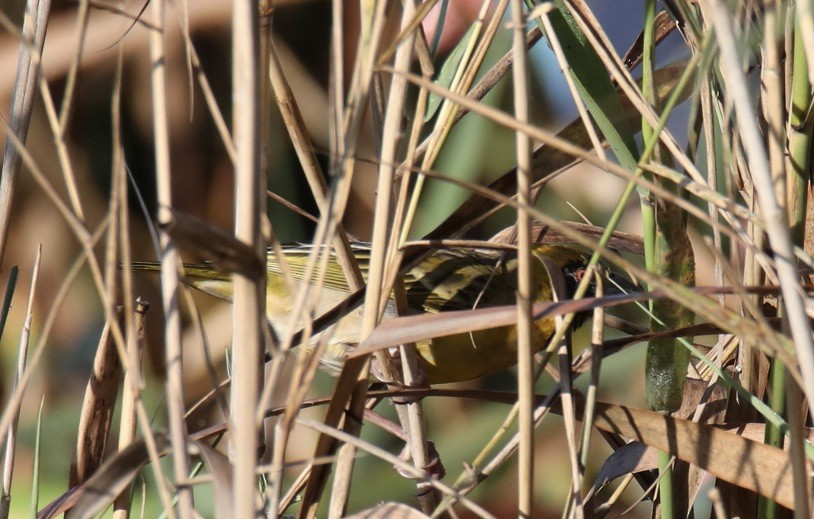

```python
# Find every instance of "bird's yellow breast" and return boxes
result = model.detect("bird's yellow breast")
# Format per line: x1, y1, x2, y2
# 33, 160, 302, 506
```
401, 249, 558, 383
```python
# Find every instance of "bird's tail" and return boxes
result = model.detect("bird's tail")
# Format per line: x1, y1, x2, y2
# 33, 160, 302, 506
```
130, 260, 233, 301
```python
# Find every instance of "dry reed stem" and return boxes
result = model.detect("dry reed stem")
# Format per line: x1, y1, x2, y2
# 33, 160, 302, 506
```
112, 301, 148, 519
264, 32, 363, 324
230, 0, 265, 515
699, 73, 732, 385
172, 22, 236, 163
259, 1, 274, 489
70, 50, 127, 499
57, 0, 89, 130
35, 66, 85, 222
289, 0, 399, 514
509, 0, 535, 514
261, 23, 295, 519
112, 44, 147, 517
386, 43, 440, 512
376, 0, 440, 66
558, 326, 583, 518
0, 0, 51, 268
149, 0, 193, 515
383, 56, 428, 288
579, 275, 605, 475
271, 12, 376, 387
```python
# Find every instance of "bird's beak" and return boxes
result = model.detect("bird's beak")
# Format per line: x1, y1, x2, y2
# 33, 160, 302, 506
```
603, 268, 640, 295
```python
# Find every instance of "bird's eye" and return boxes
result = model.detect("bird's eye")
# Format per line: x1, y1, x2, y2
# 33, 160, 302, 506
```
573, 267, 587, 281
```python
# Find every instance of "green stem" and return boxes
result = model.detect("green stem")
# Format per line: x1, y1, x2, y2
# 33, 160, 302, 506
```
757, 356, 786, 519
658, 450, 675, 519
642, 0, 695, 415
787, 17, 813, 245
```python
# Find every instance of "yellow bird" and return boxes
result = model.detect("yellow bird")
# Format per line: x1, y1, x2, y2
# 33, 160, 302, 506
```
133, 243, 596, 384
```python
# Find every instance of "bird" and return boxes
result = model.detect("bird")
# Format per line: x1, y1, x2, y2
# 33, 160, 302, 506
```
132, 243, 598, 384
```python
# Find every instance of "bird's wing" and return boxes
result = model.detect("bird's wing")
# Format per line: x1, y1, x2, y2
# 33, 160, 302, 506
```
403, 249, 519, 313
267, 243, 373, 294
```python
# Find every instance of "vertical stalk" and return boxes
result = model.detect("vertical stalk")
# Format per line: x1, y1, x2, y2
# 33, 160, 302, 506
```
149, 0, 193, 514
641, 2, 694, 514
578, 276, 604, 474
324, 0, 390, 511
640, 0, 657, 277
231, 0, 265, 516
510, 0, 534, 515
779, 9, 813, 518
657, 453, 675, 519
758, 2, 788, 516
0, 0, 52, 267
298, 0, 389, 510
643, 0, 694, 418
786, 11, 812, 246
758, 353, 786, 519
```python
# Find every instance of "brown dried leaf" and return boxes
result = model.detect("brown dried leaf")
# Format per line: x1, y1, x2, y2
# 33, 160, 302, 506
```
490, 221, 644, 255
719, 423, 814, 446
592, 403, 803, 510
622, 10, 677, 68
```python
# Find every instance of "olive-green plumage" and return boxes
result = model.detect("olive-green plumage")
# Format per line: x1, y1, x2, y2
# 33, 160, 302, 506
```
132, 244, 591, 384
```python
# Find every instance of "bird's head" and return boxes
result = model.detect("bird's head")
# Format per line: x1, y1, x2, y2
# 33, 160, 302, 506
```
533, 245, 635, 302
